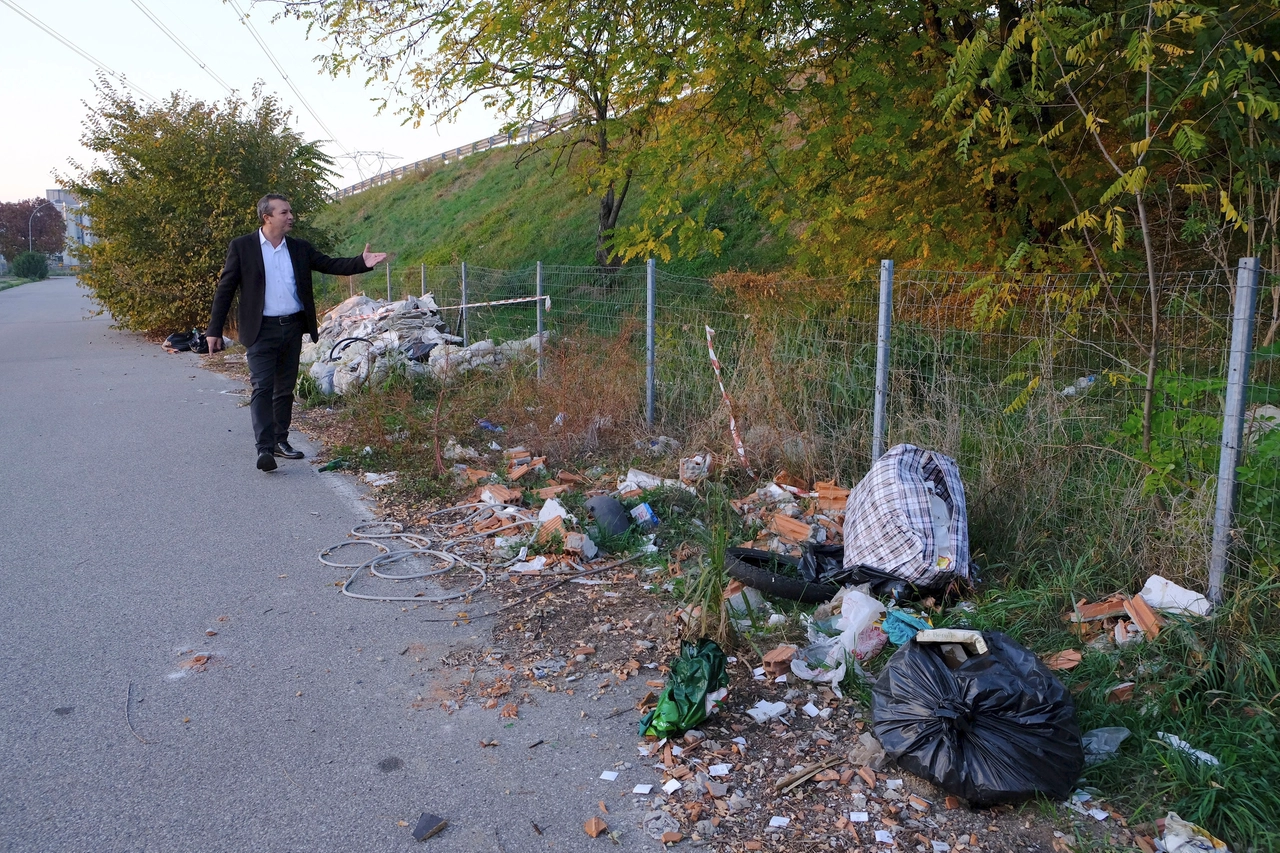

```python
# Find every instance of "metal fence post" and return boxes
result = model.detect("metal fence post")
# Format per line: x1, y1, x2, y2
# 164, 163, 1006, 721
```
386, 263, 392, 302
421, 263, 425, 297
646, 258, 656, 427
872, 260, 894, 463
1209, 257, 1261, 604
536, 261, 544, 381
460, 261, 469, 346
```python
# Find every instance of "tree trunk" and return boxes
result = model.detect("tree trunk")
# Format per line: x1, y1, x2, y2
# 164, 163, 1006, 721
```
594, 169, 632, 268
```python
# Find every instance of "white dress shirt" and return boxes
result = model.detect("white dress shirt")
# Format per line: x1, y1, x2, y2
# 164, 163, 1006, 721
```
259, 229, 304, 316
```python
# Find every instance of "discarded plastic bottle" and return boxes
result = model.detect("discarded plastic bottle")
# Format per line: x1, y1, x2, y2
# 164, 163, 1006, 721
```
1059, 375, 1097, 397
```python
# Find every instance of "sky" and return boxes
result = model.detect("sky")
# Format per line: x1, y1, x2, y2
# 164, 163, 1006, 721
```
0, 0, 503, 203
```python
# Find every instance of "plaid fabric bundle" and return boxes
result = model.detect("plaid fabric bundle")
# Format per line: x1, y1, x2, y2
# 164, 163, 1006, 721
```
842, 444, 972, 588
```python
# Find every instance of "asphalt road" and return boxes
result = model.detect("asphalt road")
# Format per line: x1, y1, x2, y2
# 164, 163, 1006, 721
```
0, 278, 660, 852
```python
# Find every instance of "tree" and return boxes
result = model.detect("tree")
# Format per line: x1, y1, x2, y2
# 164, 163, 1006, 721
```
936, 0, 1280, 447
279, 0, 697, 266
61, 79, 336, 332
0, 199, 64, 261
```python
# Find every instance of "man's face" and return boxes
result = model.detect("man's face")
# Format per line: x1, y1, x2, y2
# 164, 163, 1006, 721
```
262, 200, 294, 234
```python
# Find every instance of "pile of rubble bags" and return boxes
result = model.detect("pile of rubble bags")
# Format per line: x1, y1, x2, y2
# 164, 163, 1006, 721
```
301, 293, 548, 395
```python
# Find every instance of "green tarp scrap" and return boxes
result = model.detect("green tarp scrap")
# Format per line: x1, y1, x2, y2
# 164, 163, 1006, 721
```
639, 638, 730, 738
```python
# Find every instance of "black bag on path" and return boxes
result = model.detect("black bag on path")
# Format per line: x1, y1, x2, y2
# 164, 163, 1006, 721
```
871, 631, 1084, 805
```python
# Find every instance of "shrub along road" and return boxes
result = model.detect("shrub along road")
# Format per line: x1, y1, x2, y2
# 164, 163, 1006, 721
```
0, 278, 658, 852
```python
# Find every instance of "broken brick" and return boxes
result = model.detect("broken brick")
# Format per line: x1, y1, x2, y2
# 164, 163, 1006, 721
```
1125, 594, 1166, 638
762, 645, 799, 678
1071, 595, 1129, 622
583, 816, 608, 838
765, 512, 813, 543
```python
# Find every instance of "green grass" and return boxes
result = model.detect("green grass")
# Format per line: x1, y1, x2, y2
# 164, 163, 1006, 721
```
0, 276, 36, 292
311, 143, 793, 280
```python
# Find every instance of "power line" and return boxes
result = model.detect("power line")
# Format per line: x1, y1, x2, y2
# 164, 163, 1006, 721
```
0, 0, 157, 101
128, 0, 234, 96
224, 0, 352, 157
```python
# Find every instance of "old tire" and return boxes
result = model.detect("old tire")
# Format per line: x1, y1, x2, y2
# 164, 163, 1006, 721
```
724, 547, 840, 603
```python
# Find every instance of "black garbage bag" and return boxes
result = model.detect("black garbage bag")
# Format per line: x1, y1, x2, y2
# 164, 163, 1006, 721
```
799, 543, 911, 601
871, 631, 1084, 805
163, 329, 207, 353
639, 638, 729, 738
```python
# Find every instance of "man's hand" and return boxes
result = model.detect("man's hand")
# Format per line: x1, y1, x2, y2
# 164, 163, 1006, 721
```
206, 336, 223, 354
362, 243, 388, 267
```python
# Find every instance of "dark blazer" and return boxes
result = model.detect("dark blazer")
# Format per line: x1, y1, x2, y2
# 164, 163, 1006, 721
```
206, 231, 372, 347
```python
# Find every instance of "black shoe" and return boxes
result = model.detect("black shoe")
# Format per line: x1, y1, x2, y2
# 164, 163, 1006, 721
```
273, 441, 304, 459
256, 450, 278, 471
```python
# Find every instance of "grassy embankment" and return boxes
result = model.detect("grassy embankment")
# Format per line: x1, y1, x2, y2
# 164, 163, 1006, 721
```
310, 143, 791, 278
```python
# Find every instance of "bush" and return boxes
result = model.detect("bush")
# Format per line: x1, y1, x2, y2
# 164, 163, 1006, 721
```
11, 251, 48, 280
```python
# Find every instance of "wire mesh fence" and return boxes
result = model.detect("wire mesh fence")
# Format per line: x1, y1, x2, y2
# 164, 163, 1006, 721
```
314, 260, 1279, 586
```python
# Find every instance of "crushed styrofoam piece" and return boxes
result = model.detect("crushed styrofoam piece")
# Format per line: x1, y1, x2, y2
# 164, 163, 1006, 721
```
538, 498, 576, 525
1139, 575, 1212, 616
875, 829, 895, 843
768, 816, 790, 828
752, 667, 766, 681
932, 842, 951, 853
802, 702, 821, 718
885, 779, 904, 790
632, 784, 653, 795
708, 764, 731, 777
599, 770, 619, 781
746, 700, 789, 723
510, 556, 547, 574
363, 472, 398, 487
850, 812, 869, 823
662, 779, 682, 794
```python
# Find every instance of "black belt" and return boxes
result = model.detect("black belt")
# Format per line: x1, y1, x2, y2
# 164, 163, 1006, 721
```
263, 311, 305, 324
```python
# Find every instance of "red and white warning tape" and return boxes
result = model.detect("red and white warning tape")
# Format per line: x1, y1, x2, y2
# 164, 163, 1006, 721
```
705, 325, 756, 478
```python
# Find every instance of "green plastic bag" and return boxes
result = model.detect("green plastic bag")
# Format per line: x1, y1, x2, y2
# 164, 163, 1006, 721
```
639, 638, 730, 738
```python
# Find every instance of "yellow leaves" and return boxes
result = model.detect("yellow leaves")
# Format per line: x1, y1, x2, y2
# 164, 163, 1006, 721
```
1099, 166, 1148, 205
1083, 112, 1108, 134
1128, 137, 1152, 159
1003, 375, 1042, 414
1220, 191, 1248, 231
1038, 118, 1068, 145
1104, 206, 1127, 251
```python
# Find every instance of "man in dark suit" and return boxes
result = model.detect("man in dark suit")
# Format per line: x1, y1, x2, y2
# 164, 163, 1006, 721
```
206, 194, 387, 471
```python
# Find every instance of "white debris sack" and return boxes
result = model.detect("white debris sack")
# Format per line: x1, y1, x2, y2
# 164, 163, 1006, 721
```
842, 444, 972, 589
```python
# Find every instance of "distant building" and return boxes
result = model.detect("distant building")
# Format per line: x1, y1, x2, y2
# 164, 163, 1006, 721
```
45, 189, 92, 265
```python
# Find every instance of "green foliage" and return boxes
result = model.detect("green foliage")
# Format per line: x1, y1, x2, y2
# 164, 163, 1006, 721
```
1116, 372, 1225, 493
1238, 426, 1280, 571
10, 251, 48, 280
62, 78, 335, 333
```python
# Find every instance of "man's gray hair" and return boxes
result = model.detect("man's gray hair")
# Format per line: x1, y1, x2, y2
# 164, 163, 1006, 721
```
257, 194, 290, 223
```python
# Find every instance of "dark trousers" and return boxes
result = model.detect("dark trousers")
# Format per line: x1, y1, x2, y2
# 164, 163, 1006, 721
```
246, 313, 304, 452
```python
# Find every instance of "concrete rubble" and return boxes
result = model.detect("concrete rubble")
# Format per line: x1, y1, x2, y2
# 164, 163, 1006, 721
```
301, 293, 547, 395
